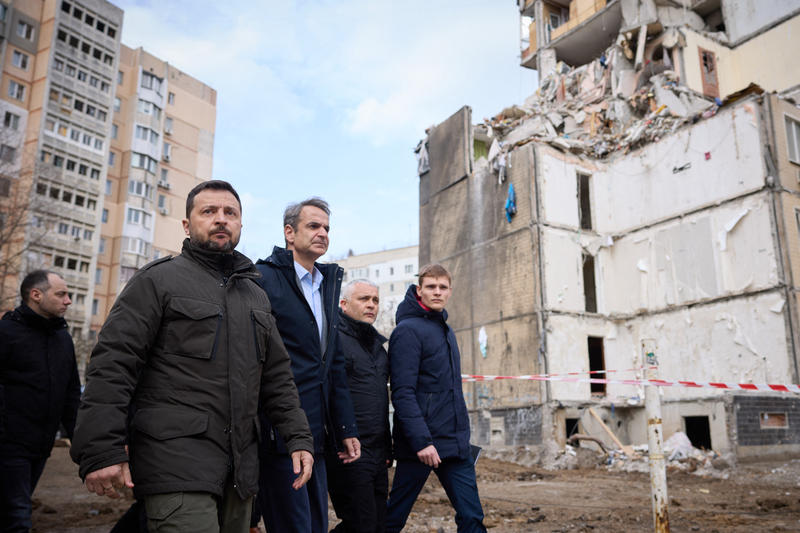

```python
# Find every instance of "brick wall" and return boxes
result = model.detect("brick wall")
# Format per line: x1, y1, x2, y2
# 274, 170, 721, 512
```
734, 395, 800, 446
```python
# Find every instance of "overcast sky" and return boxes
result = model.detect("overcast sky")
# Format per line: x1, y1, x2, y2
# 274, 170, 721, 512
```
113, 0, 538, 260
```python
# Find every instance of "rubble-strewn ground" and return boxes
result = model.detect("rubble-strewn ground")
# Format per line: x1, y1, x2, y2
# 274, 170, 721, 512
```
33, 446, 800, 532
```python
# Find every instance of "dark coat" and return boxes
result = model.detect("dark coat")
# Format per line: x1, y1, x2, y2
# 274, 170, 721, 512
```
70, 240, 313, 499
0, 304, 80, 458
255, 247, 357, 454
389, 285, 470, 461
336, 310, 390, 462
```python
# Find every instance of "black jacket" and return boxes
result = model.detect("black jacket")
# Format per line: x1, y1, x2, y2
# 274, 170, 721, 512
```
337, 310, 390, 461
255, 247, 357, 454
0, 304, 80, 458
389, 285, 470, 461
71, 240, 312, 499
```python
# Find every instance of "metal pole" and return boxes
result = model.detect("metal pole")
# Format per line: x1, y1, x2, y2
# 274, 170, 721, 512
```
642, 339, 670, 532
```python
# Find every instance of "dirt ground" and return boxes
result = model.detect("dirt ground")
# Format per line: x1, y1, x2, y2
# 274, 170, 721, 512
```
32, 445, 800, 532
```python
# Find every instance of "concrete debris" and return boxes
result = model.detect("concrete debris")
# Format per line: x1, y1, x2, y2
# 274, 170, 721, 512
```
483, 42, 718, 161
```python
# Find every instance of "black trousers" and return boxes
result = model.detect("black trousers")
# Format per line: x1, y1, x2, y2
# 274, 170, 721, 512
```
326, 454, 388, 533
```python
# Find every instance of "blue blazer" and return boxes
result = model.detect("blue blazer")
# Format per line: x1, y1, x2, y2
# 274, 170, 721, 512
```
255, 246, 357, 453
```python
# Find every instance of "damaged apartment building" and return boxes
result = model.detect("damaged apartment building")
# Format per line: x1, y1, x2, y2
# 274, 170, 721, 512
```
416, 0, 800, 460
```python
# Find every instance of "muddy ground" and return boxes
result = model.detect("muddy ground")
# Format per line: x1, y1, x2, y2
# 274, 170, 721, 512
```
32, 444, 800, 532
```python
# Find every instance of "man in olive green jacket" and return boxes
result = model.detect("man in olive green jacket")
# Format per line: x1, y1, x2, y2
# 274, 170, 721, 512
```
71, 180, 313, 533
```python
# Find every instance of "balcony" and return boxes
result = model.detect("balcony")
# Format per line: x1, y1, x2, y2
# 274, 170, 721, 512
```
520, 0, 622, 70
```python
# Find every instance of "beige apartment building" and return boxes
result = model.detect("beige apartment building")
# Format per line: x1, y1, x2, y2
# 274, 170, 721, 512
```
0, 0, 122, 336
92, 44, 216, 336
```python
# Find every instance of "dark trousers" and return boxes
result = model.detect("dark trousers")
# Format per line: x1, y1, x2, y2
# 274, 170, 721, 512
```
257, 453, 327, 533
386, 457, 486, 533
0, 455, 48, 533
326, 455, 388, 533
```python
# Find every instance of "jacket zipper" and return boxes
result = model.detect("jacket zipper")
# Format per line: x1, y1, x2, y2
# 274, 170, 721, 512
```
250, 311, 261, 363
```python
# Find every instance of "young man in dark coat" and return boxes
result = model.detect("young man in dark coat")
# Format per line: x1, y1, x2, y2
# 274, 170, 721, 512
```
254, 198, 359, 533
386, 264, 486, 533
0, 270, 80, 532
326, 279, 391, 533
71, 181, 313, 533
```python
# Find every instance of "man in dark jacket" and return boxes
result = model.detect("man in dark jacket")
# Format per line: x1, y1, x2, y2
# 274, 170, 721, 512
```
326, 279, 390, 533
0, 270, 79, 532
386, 264, 486, 533
254, 197, 359, 533
70, 180, 313, 533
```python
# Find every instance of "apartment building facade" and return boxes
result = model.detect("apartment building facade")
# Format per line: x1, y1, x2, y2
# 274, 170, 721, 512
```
0, 0, 122, 337
92, 44, 216, 336
337, 245, 418, 336
417, 0, 800, 458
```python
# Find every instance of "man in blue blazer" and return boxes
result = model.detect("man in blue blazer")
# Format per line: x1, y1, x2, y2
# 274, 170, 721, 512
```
386, 264, 486, 533
255, 198, 360, 533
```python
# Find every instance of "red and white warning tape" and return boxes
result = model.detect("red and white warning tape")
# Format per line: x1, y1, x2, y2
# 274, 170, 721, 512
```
461, 373, 800, 393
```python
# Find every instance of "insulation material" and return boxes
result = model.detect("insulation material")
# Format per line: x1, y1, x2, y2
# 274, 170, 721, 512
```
540, 153, 581, 228
598, 197, 778, 314
543, 229, 585, 312
593, 106, 765, 234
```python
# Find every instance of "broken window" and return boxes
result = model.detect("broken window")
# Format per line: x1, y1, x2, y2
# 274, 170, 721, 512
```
587, 336, 605, 396
785, 116, 800, 164
578, 172, 592, 230
759, 412, 788, 429
565, 418, 579, 441
698, 48, 719, 99
582, 253, 597, 313
684, 416, 712, 450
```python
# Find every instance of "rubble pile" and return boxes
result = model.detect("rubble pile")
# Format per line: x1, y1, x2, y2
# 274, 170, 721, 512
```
549, 432, 732, 478
483, 42, 716, 160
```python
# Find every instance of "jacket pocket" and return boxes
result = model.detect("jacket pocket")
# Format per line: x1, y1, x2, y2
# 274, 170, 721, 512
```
131, 408, 209, 441
251, 309, 271, 363
163, 297, 222, 359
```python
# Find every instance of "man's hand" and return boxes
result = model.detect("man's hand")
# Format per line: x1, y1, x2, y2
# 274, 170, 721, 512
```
85, 462, 133, 499
417, 445, 441, 468
337, 437, 361, 464
291, 450, 314, 490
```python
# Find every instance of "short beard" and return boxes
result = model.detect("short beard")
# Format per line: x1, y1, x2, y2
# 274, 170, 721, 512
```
191, 236, 235, 253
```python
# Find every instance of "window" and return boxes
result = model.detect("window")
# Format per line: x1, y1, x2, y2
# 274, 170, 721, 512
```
74, 195, 84, 207
57, 29, 67, 42
578, 172, 593, 230
66, 64, 76, 76
16, 21, 34, 40
54, 256, 65, 267
759, 413, 788, 429
0, 4, 7, 21
404, 264, 413, 274
113, 97, 121, 112
141, 72, 163, 94
105, 179, 112, 195
77, 70, 87, 82
132, 152, 157, 173
62, 1, 72, 13
108, 151, 116, 166
118, 70, 123, 85
66, 159, 76, 171
0, 144, 16, 163
53, 155, 64, 167
36, 183, 47, 195
4, 112, 20, 130
90, 168, 100, 179
78, 163, 87, 175
8, 80, 25, 101
92, 299, 98, 315
164, 117, 173, 134
588, 337, 605, 395
95, 267, 102, 284
99, 237, 106, 253
390, 267, 394, 275
79, 261, 89, 273
89, 76, 99, 88
58, 222, 69, 234
102, 208, 108, 223
94, 138, 103, 150
0, 177, 10, 197
168, 92, 175, 105
101, 81, 110, 93
107, 26, 116, 38
85, 14, 94, 26
136, 99, 161, 119
97, 20, 105, 32
54, 58, 64, 71
128, 179, 153, 199
72, 7, 83, 19
163, 142, 171, 160
158, 194, 166, 209
74, 99, 84, 112
12, 50, 29, 70
98, 110, 107, 122
111, 123, 118, 139
69, 36, 79, 48
83, 229, 92, 240
81, 42, 90, 54
582, 253, 597, 313
786, 116, 800, 165
71, 225, 80, 238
